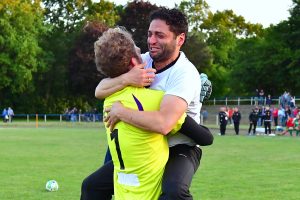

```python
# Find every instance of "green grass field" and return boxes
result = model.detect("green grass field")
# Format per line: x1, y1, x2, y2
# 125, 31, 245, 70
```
0, 122, 300, 200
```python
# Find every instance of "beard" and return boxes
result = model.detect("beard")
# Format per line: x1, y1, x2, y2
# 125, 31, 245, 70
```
148, 41, 177, 63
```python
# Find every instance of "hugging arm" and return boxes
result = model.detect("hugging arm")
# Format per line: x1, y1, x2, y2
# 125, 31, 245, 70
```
179, 115, 214, 146
95, 63, 155, 99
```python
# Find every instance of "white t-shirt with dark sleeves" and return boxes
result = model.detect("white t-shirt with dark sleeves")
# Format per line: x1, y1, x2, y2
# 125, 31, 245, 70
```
141, 52, 202, 147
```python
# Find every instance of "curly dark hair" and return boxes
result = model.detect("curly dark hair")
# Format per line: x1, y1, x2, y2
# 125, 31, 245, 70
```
149, 8, 188, 38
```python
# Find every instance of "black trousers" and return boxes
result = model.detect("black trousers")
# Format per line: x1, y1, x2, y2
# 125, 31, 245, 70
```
234, 122, 240, 135
248, 122, 257, 134
273, 117, 278, 126
81, 145, 202, 200
264, 121, 271, 134
220, 123, 227, 135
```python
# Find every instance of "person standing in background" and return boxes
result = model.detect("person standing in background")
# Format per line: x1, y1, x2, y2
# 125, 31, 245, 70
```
218, 106, 228, 136
232, 107, 241, 135
2, 108, 8, 123
7, 107, 14, 122
272, 106, 278, 126
289, 96, 295, 109
266, 94, 272, 107
264, 106, 272, 135
254, 89, 259, 106
279, 116, 295, 136
294, 114, 300, 136
284, 106, 291, 125
227, 106, 233, 125
258, 89, 265, 105
201, 108, 208, 123
278, 106, 285, 126
248, 107, 259, 135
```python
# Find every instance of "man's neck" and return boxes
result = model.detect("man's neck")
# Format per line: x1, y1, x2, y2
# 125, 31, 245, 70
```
153, 52, 181, 71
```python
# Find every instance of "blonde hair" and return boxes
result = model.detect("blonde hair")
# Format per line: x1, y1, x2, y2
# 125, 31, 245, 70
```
94, 27, 137, 78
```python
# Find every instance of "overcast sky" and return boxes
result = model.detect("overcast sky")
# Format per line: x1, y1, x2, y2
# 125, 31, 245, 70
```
106, 0, 293, 27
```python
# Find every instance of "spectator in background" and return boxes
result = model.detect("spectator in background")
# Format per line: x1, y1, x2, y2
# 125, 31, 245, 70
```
279, 94, 284, 108
90, 108, 100, 122
278, 106, 286, 126
63, 108, 71, 121
78, 109, 83, 121
279, 116, 294, 136
289, 96, 296, 109
284, 105, 291, 122
218, 106, 228, 135
272, 106, 279, 126
201, 108, 208, 123
285, 92, 291, 107
232, 107, 241, 135
258, 89, 265, 105
292, 106, 299, 118
264, 106, 272, 135
257, 106, 264, 126
266, 94, 272, 107
254, 89, 259, 106
294, 114, 300, 136
248, 107, 259, 135
70, 107, 78, 122
2, 108, 8, 123
282, 91, 289, 107
7, 107, 14, 122
227, 106, 233, 125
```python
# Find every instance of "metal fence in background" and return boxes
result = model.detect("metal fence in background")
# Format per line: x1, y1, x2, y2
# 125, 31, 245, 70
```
3, 96, 298, 125
206, 96, 299, 106
7, 113, 103, 123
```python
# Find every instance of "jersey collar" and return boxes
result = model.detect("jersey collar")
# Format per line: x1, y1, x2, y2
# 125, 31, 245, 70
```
152, 53, 180, 74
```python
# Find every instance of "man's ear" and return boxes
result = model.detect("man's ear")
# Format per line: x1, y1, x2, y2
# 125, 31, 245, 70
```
177, 33, 185, 46
130, 57, 139, 68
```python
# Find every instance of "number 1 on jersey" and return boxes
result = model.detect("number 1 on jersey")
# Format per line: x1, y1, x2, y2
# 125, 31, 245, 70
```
111, 129, 125, 170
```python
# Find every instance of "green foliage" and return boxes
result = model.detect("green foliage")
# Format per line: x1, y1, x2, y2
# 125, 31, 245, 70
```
86, 0, 120, 27
117, 0, 158, 53
226, 1, 300, 96
194, 8, 263, 96
43, 0, 92, 31
67, 21, 108, 99
288, 0, 300, 51
182, 31, 213, 73
207, 63, 231, 97
202, 9, 263, 69
230, 16, 300, 96
178, 0, 210, 31
201, 10, 263, 37
33, 0, 120, 113
229, 37, 263, 95
0, 0, 46, 93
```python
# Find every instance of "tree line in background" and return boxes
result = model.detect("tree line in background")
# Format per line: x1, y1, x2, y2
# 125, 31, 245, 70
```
0, 0, 299, 113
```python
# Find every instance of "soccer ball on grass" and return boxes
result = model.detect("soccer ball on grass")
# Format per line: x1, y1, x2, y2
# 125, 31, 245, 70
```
45, 180, 59, 192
